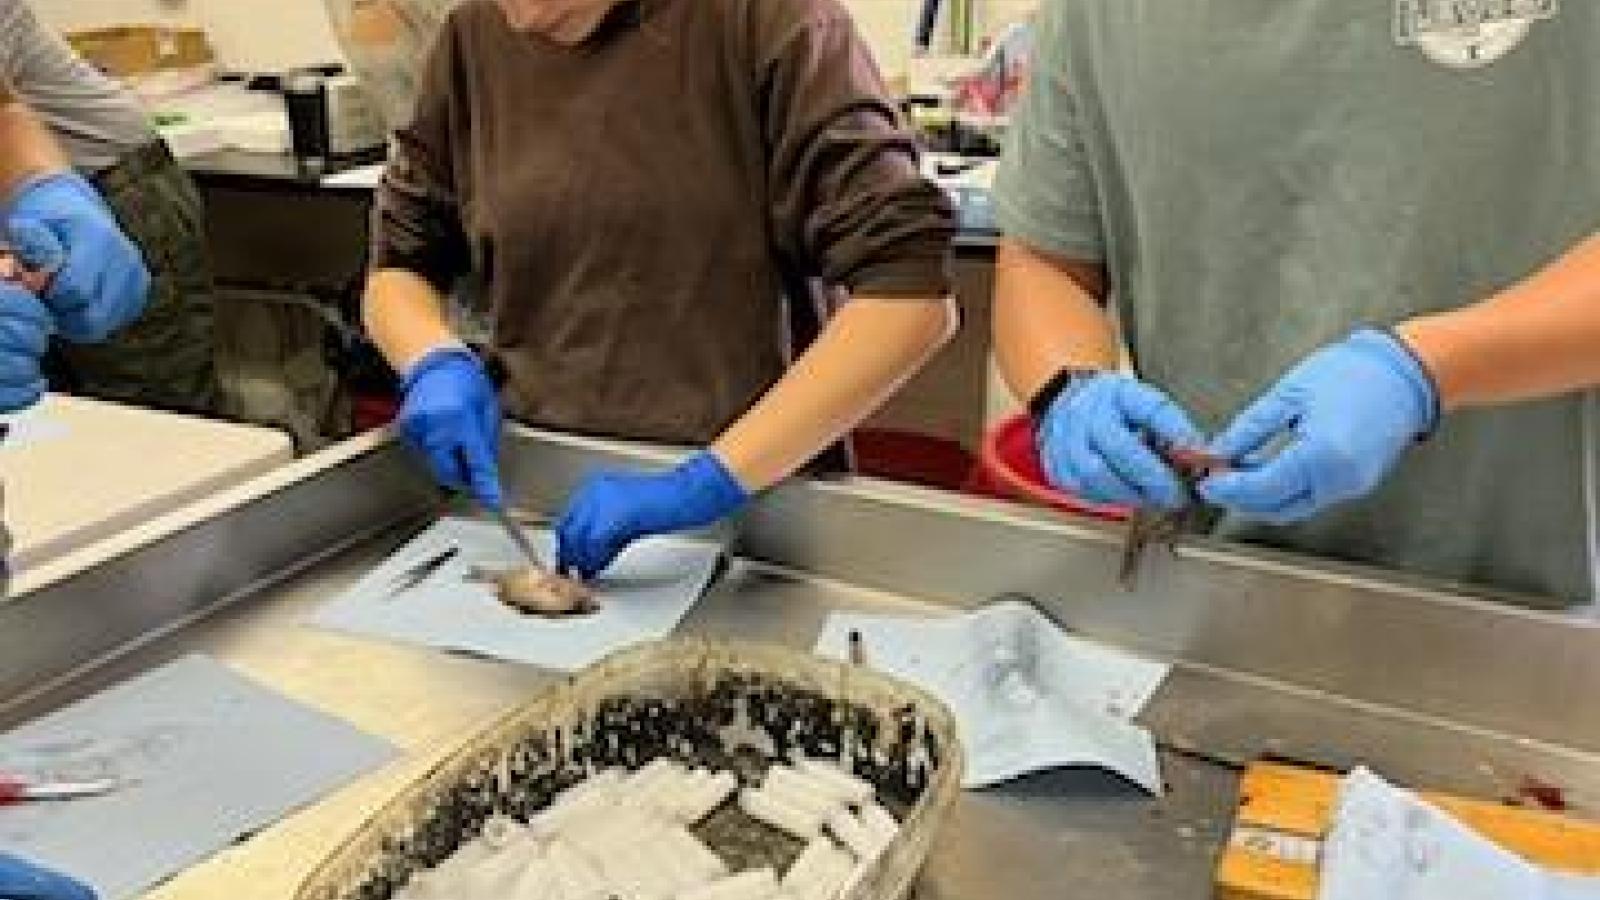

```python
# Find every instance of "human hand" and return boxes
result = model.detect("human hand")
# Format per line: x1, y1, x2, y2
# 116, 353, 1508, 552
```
396, 345, 504, 508
1199, 329, 1438, 524
1036, 370, 1207, 510
554, 450, 749, 579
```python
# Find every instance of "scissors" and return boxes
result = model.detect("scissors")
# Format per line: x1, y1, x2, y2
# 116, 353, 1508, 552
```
385, 545, 460, 598
0, 773, 118, 805
1118, 441, 1230, 588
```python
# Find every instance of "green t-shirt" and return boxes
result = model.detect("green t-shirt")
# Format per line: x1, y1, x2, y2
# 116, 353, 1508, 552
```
995, 0, 1598, 606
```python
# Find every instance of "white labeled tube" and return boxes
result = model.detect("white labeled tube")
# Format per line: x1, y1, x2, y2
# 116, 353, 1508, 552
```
562, 768, 624, 806
508, 857, 556, 900
674, 867, 780, 900
795, 759, 875, 804
679, 770, 739, 824
824, 808, 884, 863
662, 825, 729, 882
461, 837, 544, 896
856, 803, 899, 846
480, 815, 532, 851
635, 833, 713, 895
547, 839, 611, 900
599, 852, 673, 900
782, 837, 847, 890
761, 769, 843, 821
630, 757, 685, 793
665, 769, 713, 820
564, 805, 662, 859
393, 869, 450, 900
531, 784, 616, 839
635, 773, 689, 818
428, 836, 496, 884
740, 787, 824, 839
784, 840, 854, 900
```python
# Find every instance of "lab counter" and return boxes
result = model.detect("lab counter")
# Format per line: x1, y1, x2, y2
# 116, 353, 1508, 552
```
4, 428, 1597, 899
0, 395, 293, 586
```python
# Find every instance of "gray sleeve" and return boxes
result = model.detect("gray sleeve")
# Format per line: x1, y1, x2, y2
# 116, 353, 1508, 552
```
0, 1, 85, 87
992, 0, 1105, 262
0, 1, 34, 83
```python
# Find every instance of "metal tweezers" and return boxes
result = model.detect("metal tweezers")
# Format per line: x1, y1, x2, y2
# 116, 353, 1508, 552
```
0, 773, 118, 805
386, 545, 460, 598
1118, 442, 1229, 589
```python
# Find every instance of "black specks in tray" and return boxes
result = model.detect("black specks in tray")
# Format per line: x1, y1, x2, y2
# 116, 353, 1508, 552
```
347, 673, 942, 900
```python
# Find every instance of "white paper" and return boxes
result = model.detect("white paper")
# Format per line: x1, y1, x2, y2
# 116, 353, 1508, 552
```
1320, 768, 1600, 900
814, 600, 1170, 792
0, 656, 396, 900
313, 517, 723, 672
0, 406, 68, 450
322, 162, 386, 188
192, 0, 346, 74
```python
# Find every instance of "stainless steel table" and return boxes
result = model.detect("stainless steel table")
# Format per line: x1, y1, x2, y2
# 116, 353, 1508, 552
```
4, 428, 1598, 899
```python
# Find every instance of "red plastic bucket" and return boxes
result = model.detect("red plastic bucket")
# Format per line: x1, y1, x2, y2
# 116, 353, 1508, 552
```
974, 414, 1129, 521
853, 428, 978, 493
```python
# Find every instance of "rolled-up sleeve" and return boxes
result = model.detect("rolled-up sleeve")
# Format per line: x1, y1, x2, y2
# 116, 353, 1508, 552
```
993, 0, 1104, 262
368, 9, 470, 291
757, 4, 954, 299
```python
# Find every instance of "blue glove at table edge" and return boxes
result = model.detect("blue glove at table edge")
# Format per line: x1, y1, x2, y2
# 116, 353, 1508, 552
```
554, 449, 750, 580
0, 851, 98, 900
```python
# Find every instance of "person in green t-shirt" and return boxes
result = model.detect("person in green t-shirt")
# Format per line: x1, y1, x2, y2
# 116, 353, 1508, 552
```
992, 0, 1599, 606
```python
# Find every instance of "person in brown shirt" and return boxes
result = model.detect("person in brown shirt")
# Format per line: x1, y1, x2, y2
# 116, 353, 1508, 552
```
366, 0, 957, 577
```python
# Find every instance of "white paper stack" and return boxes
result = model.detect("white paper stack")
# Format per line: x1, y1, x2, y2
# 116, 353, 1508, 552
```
1320, 768, 1600, 900
814, 599, 1170, 792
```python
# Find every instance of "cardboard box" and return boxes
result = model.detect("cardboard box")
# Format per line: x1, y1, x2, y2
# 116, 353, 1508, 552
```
66, 26, 214, 78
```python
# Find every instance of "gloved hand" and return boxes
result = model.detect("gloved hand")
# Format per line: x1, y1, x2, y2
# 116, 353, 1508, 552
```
555, 450, 749, 579
0, 852, 97, 900
396, 345, 504, 508
1036, 371, 1207, 510
0, 283, 54, 412
1198, 329, 1438, 524
5, 172, 149, 343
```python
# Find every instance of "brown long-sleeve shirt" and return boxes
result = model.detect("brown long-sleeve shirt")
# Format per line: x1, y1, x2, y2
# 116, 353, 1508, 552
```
372, 0, 954, 444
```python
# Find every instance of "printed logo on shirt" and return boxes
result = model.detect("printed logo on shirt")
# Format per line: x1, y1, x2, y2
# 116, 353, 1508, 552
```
1393, 0, 1559, 69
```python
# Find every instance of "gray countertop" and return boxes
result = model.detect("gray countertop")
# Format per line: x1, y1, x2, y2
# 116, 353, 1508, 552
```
12, 428, 1595, 900
5, 518, 1234, 900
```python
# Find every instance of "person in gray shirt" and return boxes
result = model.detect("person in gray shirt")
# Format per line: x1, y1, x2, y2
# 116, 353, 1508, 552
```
992, 0, 1598, 607
1, 0, 218, 417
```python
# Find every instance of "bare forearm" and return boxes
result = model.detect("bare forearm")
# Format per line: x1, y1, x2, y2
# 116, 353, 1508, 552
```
0, 93, 68, 198
1398, 233, 1600, 410
993, 238, 1118, 403
711, 297, 957, 490
363, 268, 459, 372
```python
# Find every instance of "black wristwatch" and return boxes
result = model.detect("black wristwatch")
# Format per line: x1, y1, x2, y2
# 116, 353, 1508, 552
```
1027, 366, 1106, 419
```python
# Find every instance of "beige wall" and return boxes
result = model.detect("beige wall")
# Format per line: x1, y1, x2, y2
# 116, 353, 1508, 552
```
843, 0, 1038, 81
32, 0, 195, 30
35, 0, 1037, 81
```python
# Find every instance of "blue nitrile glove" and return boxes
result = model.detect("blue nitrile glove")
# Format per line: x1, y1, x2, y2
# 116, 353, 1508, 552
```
555, 450, 749, 579
0, 283, 54, 412
1036, 371, 1207, 510
6, 173, 149, 343
0, 853, 97, 900
396, 345, 504, 508
1198, 329, 1439, 525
